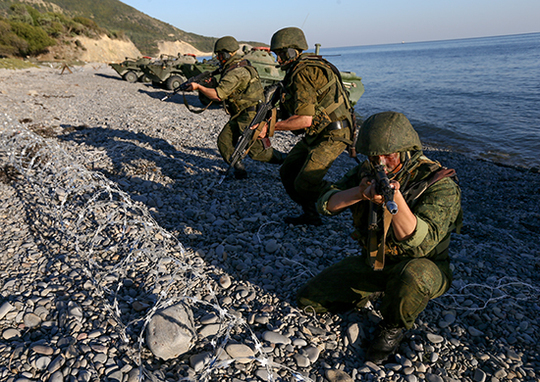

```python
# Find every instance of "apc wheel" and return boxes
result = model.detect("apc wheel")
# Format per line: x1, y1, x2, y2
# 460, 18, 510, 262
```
123, 71, 138, 83
139, 74, 151, 83
166, 75, 184, 90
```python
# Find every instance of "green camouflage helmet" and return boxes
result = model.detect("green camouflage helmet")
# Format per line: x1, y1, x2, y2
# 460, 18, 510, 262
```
270, 27, 308, 52
356, 111, 422, 156
214, 36, 239, 53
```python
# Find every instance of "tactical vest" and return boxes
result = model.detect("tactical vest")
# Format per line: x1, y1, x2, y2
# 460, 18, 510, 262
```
221, 57, 263, 116
284, 54, 353, 136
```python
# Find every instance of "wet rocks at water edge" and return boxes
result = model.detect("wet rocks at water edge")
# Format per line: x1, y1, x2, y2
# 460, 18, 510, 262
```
0, 64, 539, 382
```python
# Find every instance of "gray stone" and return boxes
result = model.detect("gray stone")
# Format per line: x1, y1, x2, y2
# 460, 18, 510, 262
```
35, 356, 51, 370
325, 369, 353, 382
146, 302, 195, 360
304, 345, 321, 363
347, 322, 365, 348
262, 331, 290, 345
0, 302, 14, 320
199, 323, 221, 338
468, 326, 485, 336
425, 373, 444, 382
31, 344, 54, 355
426, 333, 444, 344
219, 274, 232, 289
293, 353, 310, 368
47, 355, 65, 374
23, 312, 42, 328
2, 328, 20, 340
473, 368, 487, 382
404, 375, 417, 382
225, 343, 255, 363
48, 370, 64, 382
126, 368, 141, 382
190, 351, 212, 372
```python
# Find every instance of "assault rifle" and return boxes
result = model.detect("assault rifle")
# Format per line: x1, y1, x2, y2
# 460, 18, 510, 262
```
218, 82, 283, 185
160, 68, 221, 101
372, 164, 398, 215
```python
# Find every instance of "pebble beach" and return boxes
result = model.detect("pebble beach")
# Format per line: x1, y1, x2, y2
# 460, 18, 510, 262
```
0, 64, 539, 382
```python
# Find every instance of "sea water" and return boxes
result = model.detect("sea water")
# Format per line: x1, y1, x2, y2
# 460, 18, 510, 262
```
321, 32, 540, 170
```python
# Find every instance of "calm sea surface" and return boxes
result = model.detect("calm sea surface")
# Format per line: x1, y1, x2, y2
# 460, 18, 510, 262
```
321, 33, 540, 170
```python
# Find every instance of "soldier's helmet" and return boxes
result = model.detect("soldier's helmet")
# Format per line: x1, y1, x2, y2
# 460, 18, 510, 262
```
214, 36, 239, 53
356, 111, 422, 156
270, 27, 309, 52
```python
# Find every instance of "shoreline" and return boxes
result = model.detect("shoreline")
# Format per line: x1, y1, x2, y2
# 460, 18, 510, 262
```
1, 65, 539, 382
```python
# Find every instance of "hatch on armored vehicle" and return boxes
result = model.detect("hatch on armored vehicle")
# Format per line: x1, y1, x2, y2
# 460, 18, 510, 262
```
109, 56, 153, 83
241, 47, 285, 88
340, 71, 364, 106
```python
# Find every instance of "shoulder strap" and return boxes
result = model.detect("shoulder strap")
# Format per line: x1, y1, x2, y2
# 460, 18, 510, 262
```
402, 167, 457, 204
289, 55, 351, 114
403, 166, 463, 234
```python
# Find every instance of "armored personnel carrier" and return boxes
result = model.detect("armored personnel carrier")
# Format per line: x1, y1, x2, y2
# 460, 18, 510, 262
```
109, 56, 153, 83
142, 54, 199, 90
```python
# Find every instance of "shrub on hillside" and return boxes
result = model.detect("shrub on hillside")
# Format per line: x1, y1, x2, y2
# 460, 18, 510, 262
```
9, 21, 56, 56
0, 19, 28, 57
73, 16, 106, 37
7, 4, 33, 25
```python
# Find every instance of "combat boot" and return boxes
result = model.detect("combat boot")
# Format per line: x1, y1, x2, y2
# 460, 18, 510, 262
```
365, 323, 404, 364
269, 150, 287, 165
284, 204, 322, 226
233, 161, 248, 180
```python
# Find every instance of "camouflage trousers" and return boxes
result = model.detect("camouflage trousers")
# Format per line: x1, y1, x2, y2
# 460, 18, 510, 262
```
217, 110, 280, 164
297, 255, 452, 329
279, 127, 349, 207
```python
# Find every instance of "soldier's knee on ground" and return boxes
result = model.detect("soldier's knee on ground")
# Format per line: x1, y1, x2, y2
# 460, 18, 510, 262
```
296, 295, 329, 314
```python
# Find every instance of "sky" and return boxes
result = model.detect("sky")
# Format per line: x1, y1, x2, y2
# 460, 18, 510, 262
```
119, 0, 540, 49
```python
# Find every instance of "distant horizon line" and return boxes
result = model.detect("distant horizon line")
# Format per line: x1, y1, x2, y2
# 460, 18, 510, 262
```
322, 31, 540, 50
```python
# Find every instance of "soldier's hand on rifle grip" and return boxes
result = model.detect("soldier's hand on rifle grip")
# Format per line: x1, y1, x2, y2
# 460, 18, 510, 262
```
359, 177, 382, 205
359, 177, 400, 205
250, 121, 268, 139
185, 83, 198, 92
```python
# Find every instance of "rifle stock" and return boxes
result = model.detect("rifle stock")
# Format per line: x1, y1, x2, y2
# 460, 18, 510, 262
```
160, 68, 220, 101
218, 82, 283, 184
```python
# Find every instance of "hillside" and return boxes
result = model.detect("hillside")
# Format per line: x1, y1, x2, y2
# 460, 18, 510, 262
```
0, 0, 263, 57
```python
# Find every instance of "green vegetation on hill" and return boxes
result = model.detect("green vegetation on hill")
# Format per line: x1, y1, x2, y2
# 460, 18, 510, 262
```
0, 0, 266, 58
0, 0, 221, 56
0, 2, 114, 57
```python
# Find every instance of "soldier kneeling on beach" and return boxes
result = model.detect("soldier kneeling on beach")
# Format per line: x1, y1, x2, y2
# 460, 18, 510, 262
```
296, 111, 463, 364
186, 36, 286, 179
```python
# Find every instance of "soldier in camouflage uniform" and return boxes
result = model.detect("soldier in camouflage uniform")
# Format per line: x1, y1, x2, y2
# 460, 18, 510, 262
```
297, 111, 462, 364
187, 36, 286, 179
267, 27, 354, 225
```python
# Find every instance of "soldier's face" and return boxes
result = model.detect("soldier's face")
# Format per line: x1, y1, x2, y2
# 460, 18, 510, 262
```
369, 153, 401, 174
274, 49, 288, 64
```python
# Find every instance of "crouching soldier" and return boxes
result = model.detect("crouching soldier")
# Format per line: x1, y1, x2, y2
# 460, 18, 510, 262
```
297, 111, 462, 364
187, 36, 286, 179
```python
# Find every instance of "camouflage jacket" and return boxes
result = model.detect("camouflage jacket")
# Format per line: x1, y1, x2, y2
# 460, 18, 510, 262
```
215, 56, 264, 116
317, 152, 462, 262
281, 53, 352, 137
